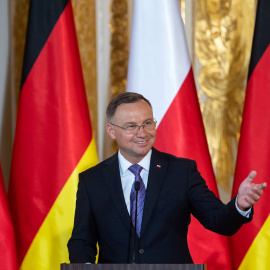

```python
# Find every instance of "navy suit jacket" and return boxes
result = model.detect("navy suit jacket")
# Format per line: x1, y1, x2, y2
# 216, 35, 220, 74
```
68, 148, 252, 264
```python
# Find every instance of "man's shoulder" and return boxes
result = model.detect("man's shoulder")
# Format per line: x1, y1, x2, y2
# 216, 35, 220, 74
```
79, 152, 118, 177
152, 148, 196, 165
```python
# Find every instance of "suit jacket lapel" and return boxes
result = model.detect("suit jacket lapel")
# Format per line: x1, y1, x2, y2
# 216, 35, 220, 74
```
103, 152, 131, 230
140, 148, 168, 237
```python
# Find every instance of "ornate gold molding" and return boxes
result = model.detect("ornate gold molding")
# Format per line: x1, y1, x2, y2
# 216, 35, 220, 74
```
109, 0, 129, 152
110, 0, 129, 97
195, 0, 255, 191
10, 0, 29, 109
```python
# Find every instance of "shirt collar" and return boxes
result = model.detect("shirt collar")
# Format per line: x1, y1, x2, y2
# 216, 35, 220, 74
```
118, 149, 152, 176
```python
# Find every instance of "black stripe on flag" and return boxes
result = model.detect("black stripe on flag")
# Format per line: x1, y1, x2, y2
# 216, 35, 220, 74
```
21, 0, 69, 88
248, 0, 270, 79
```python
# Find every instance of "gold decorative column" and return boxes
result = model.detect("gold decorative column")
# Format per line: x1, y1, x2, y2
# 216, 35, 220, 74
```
195, 0, 255, 193
110, 0, 129, 97
109, 0, 129, 152
10, 0, 29, 110
3, 0, 29, 188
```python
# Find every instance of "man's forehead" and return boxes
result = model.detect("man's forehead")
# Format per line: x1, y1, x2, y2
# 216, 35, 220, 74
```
113, 101, 153, 121
116, 100, 152, 110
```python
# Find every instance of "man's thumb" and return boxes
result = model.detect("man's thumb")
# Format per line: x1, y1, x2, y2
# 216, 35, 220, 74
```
246, 170, 257, 182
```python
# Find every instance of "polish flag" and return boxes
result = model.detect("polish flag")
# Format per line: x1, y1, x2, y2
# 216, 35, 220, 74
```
127, 0, 230, 269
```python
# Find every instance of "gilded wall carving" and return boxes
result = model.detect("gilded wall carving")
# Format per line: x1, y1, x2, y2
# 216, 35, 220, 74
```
195, 0, 255, 191
110, 0, 129, 152
110, 0, 129, 97
10, 0, 29, 109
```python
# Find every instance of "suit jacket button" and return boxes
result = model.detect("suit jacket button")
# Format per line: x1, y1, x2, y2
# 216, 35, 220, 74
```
139, 249, 144, 254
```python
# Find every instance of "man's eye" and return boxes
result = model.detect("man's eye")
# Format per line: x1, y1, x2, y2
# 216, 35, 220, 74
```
144, 121, 152, 126
126, 125, 137, 130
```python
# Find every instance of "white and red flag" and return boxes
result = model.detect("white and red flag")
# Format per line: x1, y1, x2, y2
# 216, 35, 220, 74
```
127, 0, 230, 269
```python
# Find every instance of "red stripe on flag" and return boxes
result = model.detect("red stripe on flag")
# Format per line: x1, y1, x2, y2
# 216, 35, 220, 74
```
155, 68, 217, 193
9, 2, 92, 264
155, 68, 230, 269
230, 45, 270, 269
0, 164, 18, 270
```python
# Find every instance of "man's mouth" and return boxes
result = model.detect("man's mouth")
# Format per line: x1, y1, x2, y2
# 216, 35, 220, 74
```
136, 140, 147, 144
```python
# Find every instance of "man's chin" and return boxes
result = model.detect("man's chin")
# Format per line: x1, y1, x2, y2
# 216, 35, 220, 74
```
134, 147, 151, 157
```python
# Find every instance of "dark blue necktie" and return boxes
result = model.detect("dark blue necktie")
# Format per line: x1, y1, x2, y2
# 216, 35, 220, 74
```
129, 164, 146, 238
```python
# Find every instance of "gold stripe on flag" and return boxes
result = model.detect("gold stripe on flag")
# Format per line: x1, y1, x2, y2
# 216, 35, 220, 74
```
239, 214, 270, 270
20, 140, 98, 270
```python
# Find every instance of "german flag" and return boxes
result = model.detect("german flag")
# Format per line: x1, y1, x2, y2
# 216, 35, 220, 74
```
230, 0, 270, 268
8, 0, 98, 269
0, 163, 18, 270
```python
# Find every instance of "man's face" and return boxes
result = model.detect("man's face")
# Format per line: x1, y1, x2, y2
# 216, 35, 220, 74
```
106, 100, 156, 164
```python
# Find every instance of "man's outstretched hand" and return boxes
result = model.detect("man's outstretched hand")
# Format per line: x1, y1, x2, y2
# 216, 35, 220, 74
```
237, 171, 267, 211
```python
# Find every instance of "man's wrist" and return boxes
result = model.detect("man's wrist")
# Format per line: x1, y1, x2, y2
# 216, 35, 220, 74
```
235, 195, 251, 218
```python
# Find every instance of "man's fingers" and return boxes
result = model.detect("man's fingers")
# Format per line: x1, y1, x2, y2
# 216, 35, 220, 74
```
245, 196, 257, 206
238, 174, 267, 209
261, 182, 267, 189
251, 182, 267, 193
246, 183, 267, 203
252, 184, 264, 195
248, 191, 260, 201
245, 170, 257, 182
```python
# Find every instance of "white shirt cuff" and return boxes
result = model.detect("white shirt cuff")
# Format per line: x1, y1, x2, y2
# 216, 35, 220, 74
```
235, 195, 251, 218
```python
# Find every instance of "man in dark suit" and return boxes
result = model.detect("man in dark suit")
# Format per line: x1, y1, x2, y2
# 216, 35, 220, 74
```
68, 92, 267, 264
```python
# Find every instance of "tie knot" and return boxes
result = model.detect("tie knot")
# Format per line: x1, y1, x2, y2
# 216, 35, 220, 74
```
128, 164, 143, 176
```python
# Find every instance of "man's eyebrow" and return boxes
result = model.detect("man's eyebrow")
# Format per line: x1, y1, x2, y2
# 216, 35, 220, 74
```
144, 118, 154, 121
122, 121, 137, 125
123, 118, 153, 125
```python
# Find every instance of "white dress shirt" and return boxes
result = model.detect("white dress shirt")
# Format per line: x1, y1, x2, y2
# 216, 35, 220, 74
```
118, 149, 152, 214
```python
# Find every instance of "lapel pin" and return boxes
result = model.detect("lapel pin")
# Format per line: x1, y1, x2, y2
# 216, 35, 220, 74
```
156, 165, 161, 168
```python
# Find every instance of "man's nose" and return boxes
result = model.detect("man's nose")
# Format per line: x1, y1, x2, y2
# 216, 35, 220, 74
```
136, 125, 147, 136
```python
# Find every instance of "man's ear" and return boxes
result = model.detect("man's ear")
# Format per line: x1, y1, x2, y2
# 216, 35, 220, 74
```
106, 123, 116, 140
